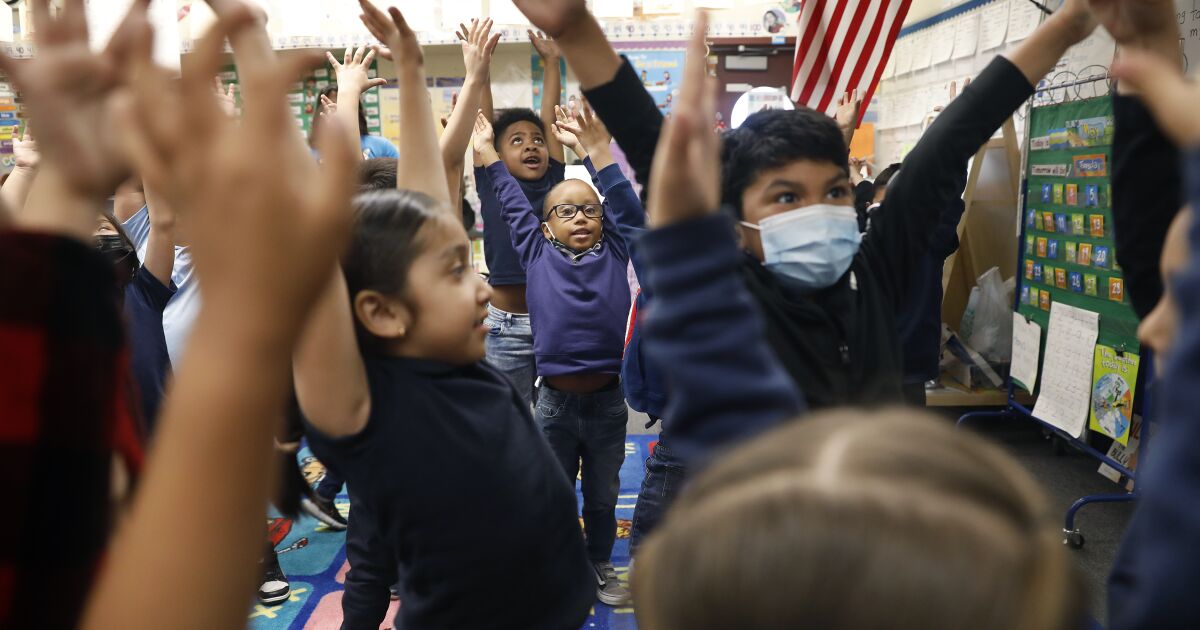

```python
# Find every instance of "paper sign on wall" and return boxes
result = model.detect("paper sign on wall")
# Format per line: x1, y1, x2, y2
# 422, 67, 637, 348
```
952, 11, 980, 60
978, 0, 1010, 51
1032, 302, 1099, 438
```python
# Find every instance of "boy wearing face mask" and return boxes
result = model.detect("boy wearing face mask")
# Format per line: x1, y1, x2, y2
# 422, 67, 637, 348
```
507, 0, 1100, 552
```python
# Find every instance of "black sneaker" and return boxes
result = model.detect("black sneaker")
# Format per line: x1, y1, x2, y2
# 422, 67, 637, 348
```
389, 583, 400, 600
258, 551, 291, 605
593, 561, 631, 606
301, 492, 348, 530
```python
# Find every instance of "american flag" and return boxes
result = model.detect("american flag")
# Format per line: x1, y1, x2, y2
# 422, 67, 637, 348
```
790, 0, 912, 121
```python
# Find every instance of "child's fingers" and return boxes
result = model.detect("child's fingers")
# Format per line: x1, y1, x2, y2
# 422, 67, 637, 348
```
362, 47, 377, 67
61, 0, 87, 39
112, 92, 171, 194
28, 0, 51, 40
326, 50, 340, 69
103, 0, 151, 65
485, 32, 501, 56
367, 77, 388, 89
353, 45, 367, 65
182, 7, 254, 133
388, 7, 413, 38
680, 10, 709, 109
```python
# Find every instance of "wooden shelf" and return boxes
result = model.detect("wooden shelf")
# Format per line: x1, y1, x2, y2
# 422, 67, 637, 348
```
926, 374, 1034, 408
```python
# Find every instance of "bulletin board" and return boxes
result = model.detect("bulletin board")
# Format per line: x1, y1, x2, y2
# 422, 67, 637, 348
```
1016, 97, 1139, 352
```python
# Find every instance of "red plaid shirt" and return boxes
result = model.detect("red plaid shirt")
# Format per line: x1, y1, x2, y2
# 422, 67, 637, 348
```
0, 230, 144, 629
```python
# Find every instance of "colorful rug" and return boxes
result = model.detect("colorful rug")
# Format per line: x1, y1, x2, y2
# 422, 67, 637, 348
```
249, 436, 654, 630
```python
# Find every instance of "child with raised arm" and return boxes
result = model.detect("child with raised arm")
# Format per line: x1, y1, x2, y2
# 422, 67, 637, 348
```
293, 3, 593, 628
623, 17, 1086, 629
473, 29, 567, 406
474, 100, 640, 605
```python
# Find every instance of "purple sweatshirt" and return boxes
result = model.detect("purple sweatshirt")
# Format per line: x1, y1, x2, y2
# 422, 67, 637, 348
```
487, 159, 638, 377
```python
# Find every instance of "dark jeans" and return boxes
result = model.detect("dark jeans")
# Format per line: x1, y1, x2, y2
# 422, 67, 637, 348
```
535, 382, 628, 563
629, 436, 687, 555
340, 490, 397, 630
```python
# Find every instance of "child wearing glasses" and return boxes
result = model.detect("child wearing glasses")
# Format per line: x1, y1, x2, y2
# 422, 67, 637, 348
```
472, 106, 642, 605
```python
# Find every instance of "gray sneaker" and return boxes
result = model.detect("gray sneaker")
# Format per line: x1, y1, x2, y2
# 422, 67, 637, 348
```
593, 561, 631, 606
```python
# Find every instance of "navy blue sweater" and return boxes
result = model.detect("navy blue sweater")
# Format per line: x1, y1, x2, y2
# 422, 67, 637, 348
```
474, 159, 566, 287
488, 158, 638, 377
639, 214, 805, 459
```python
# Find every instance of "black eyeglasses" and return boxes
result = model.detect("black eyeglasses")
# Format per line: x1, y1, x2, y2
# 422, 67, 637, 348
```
547, 203, 604, 220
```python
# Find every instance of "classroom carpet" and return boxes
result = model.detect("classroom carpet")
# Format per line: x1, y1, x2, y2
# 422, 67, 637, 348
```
249, 437, 653, 630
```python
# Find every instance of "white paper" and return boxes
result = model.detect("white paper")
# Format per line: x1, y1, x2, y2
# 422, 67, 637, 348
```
90, 0, 180, 70
641, 0, 686, 15
893, 37, 913, 75
910, 29, 933, 71
1011, 313, 1042, 392
930, 20, 955, 65
1032, 303, 1099, 438
978, 0, 1010, 51
952, 11, 980, 60
442, 0, 485, 30
490, 0, 529, 25
881, 48, 897, 80
0, 5, 13, 43
1005, 0, 1042, 43
592, 0, 635, 18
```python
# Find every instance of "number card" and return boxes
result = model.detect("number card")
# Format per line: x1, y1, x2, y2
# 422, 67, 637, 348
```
1077, 242, 1093, 266
1048, 240, 1059, 259
1065, 242, 1076, 263
1084, 274, 1098, 296
1070, 271, 1083, 293
1055, 214, 1068, 233
1089, 214, 1105, 238
1034, 212, 1045, 231
1037, 237, 1048, 257
1053, 184, 1064, 204
1043, 212, 1055, 229
1109, 277, 1125, 302
1094, 245, 1110, 269
1055, 267, 1067, 289
1066, 183, 1078, 206
1072, 214, 1086, 235
1034, 263, 1044, 283
1027, 210, 1036, 228
1040, 290, 1052, 310
1021, 286, 1031, 304
1042, 183, 1053, 202
1026, 260, 1035, 279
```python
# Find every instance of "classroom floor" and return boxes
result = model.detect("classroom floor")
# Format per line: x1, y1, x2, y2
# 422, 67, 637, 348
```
252, 407, 1132, 629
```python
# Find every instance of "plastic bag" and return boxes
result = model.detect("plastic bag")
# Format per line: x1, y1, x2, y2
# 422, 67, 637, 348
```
963, 266, 1013, 363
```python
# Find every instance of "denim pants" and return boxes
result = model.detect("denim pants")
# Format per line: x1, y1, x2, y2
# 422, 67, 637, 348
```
535, 382, 628, 563
629, 436, 688, 556
484, 304, 536, 407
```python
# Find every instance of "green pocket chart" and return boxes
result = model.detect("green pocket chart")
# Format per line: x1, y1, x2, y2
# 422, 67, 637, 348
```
1017, 97, 1140, 393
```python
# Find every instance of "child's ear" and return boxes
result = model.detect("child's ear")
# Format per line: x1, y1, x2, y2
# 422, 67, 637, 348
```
353, 290, 413, 340
541, 222, 554, 241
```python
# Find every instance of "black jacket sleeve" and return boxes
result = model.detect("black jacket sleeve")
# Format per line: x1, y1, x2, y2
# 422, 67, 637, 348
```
1111, 93, 1183, 319
582, 58, 664, 194
865, 56, 1033, 311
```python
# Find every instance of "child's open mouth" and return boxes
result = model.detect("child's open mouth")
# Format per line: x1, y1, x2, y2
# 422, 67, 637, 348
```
522, 156, 543, 168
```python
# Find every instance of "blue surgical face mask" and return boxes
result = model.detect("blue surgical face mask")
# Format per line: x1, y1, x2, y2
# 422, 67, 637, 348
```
741, 204, 862, 290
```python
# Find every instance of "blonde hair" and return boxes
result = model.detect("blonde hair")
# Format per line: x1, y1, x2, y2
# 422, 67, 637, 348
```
633, 409, 1085, 630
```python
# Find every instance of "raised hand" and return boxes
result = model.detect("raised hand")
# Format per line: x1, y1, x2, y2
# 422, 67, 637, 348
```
319, 93, 337, 114
13, 129, 39, 170
473, 110, 498, 161
0, 0, 150, 197
528, 29, 561, 60
116, 8, 358, 316
834, 89, 861, 131
551, 104, 582, 154
327, 45, 388, 96
461, 18, 501, 79
554, 100, 611, 156
1110, 49, 1200, 146
213, 76, 238, 117
512, 0, 589, 39
359, 0, 424, 67
647, 10, 718, 227
1087, 0, 1176, 46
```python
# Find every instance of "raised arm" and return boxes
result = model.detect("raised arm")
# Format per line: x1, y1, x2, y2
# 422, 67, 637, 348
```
1102, 6, 1200, 626
559, 101, 646, 241
474, 111, 543, 267
80, 5, 358, 630
834, 89, 861, 149
869, 0, 1097, 304
514, 0, 660, 191
140, 185, 176, 288
326, 46, 388, 160
530, 29, 565, 162
0, 130, 40, 216
360, 0, 451, 208
640, 12, 803, 459
1091, 0, 1184, 319
441, 18, 500, 203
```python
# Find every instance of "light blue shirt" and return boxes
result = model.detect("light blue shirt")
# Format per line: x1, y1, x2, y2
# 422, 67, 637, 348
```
123, 205, 200, 367
360, 135, 399, 160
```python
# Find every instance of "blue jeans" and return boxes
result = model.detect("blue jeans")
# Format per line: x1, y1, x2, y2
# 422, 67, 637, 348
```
484, 304, 535, 407
535, 382, 628, 563
629, 436, 687, 556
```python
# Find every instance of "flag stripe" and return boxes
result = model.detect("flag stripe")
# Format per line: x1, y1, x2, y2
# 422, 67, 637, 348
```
790, 0, 912, 127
